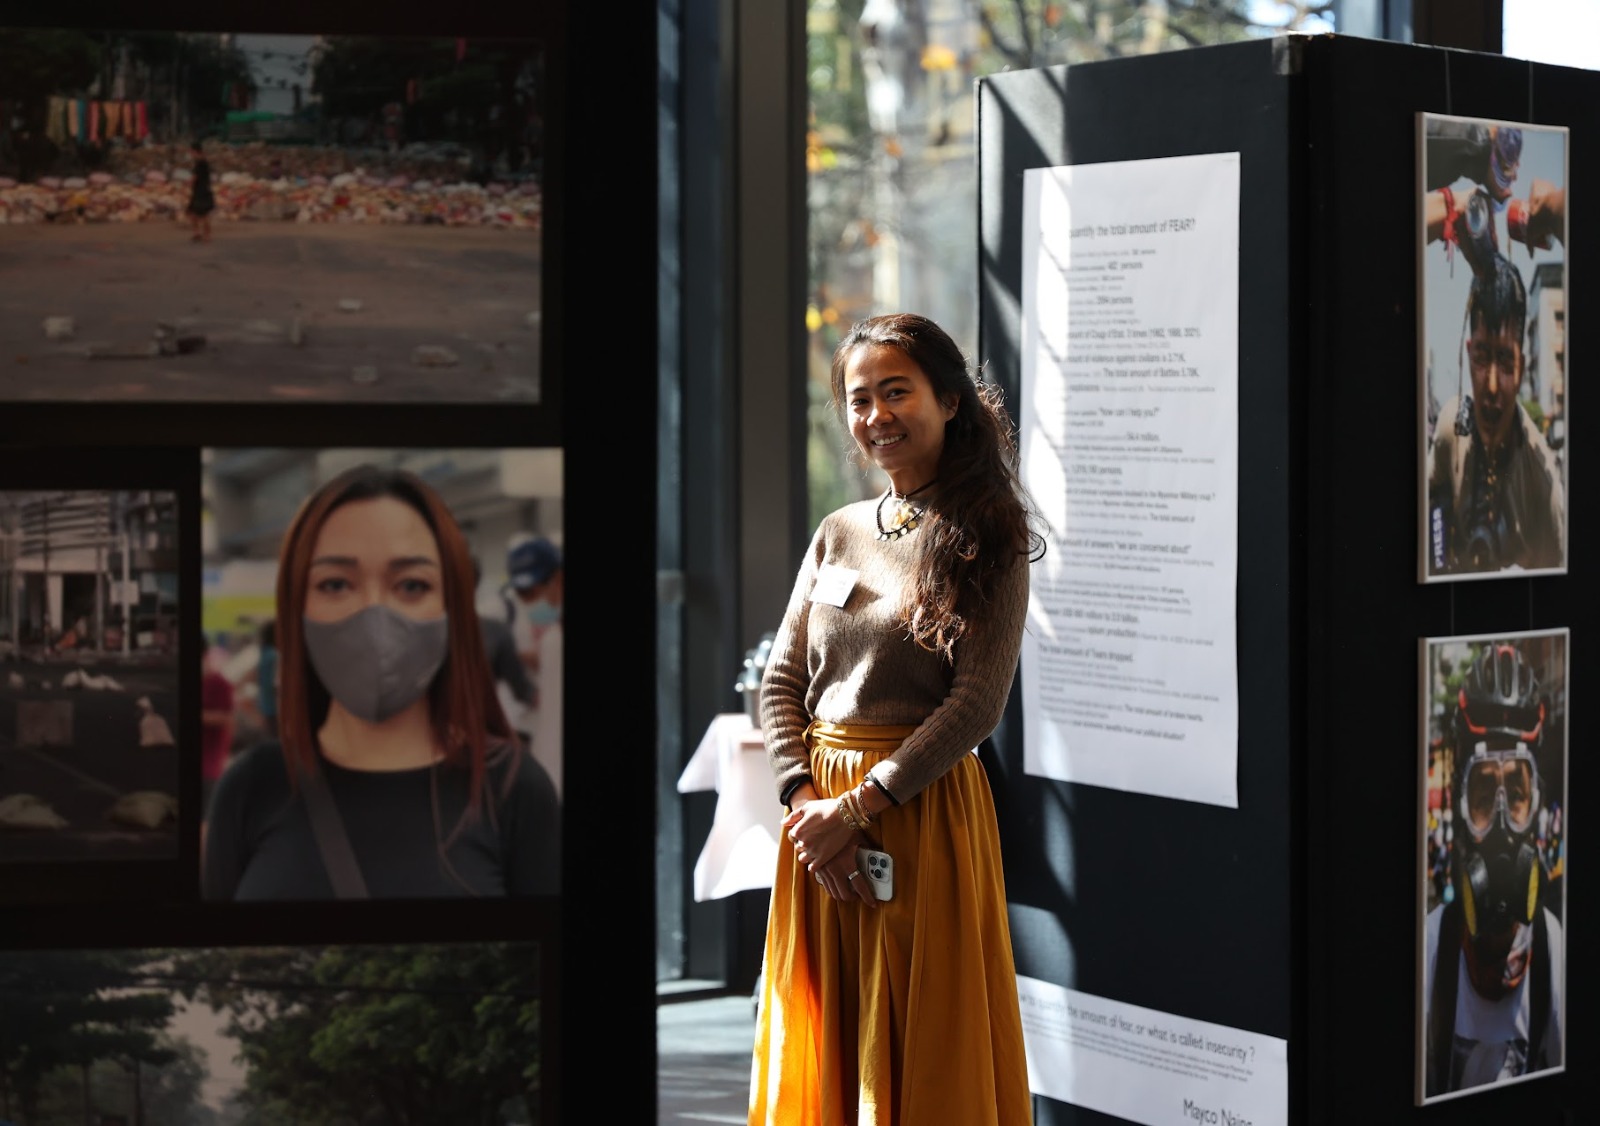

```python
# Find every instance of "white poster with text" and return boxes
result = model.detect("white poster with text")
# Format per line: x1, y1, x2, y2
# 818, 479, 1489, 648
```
1017, 976, 1287, 1126
1019, 153, 1241, 807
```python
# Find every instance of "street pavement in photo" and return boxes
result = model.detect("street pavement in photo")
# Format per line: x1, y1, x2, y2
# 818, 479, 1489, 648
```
0, 222, 540, 403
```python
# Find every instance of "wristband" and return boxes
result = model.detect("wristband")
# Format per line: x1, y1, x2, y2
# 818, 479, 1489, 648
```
865, 772, 900, 806
780, 774, 813, 812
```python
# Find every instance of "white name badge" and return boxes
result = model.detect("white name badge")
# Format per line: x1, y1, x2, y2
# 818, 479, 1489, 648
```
809, 563, 859, 608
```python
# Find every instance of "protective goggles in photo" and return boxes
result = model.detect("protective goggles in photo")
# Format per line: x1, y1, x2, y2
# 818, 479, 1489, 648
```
1456, 744, 1541, 842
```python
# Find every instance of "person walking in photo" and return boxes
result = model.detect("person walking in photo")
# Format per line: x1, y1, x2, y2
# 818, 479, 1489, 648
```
750, 313, 1045, 1125
187, 141, 215, 243
473, 554, 536, 740
506, 536, 563, 798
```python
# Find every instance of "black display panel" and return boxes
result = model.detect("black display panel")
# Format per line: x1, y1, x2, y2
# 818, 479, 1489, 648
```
0, 0, 665, 1121
978, 32, 1597, 1126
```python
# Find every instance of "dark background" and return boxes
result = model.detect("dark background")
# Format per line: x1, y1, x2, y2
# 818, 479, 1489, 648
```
0, 1, 659, 1123
978, 33, 1591, 1126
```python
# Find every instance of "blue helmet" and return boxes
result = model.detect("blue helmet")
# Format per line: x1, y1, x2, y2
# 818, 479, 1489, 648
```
1489, 126, 1523, 197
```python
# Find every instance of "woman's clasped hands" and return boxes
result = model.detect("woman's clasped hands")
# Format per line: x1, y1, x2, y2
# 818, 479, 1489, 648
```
784, 793, 878, 907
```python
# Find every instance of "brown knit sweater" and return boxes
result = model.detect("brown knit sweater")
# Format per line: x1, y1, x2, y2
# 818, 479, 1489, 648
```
759, 495, 1031, 804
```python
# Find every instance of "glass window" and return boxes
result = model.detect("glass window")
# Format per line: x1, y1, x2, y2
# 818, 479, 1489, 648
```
1504, 0, 1599, 67
805, 0, 1334, 524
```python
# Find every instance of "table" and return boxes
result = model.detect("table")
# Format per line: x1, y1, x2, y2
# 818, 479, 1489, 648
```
677, 713, 784, 902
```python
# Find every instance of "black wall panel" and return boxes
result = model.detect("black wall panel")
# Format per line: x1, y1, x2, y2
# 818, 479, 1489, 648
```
979, 33, 1596, 1126
978, 36, 1300, 1126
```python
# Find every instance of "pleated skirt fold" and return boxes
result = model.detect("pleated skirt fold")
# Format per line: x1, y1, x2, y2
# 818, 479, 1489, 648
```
749, 746, 1033, 1126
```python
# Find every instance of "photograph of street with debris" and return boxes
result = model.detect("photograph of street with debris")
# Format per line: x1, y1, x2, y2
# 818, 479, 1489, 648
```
0, 490, 181, 866
0, 29, 542, 403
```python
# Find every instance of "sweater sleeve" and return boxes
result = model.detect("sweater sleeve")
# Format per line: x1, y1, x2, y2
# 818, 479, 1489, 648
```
868, 549, 1031, 802
759, 518, 830, 803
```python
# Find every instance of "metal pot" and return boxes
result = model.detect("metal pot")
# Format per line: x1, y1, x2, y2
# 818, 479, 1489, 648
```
733, 631, 778, 728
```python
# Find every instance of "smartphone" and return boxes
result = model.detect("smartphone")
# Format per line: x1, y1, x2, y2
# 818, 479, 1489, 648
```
856, 847, 894, 901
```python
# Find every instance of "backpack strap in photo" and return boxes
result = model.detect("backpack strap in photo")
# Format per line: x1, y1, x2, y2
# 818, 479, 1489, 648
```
1428, 900, 1463, 1097
1528, 906, 1552, 1068
301, 766, 370, 899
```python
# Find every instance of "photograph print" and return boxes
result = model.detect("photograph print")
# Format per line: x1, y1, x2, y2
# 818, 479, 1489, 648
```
199, 447, 562, 901
1419, 628, 1567, 1103
0, 489, 181, 872
1419, 113, 1568, 581
0, 27, 542, 404
0, 940, 545, 1124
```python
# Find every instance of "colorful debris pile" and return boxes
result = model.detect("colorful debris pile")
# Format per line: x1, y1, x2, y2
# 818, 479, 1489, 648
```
0, 142, 539, 228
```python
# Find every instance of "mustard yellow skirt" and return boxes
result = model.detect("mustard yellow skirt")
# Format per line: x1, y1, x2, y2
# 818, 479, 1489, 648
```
749, 722, 1033, 1126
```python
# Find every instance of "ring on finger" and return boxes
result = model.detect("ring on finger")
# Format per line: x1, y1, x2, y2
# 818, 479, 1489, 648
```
815, 872, 824, 885
846, 871, 860, 881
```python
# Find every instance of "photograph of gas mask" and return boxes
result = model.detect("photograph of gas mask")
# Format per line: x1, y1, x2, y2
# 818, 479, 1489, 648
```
1419, 631, 1566, 1103
198, 447, 562, 901
1419, 113, 1568, 581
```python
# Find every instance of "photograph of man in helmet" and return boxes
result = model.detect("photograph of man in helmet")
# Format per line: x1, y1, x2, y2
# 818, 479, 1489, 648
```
1421, 633, 1566, 1102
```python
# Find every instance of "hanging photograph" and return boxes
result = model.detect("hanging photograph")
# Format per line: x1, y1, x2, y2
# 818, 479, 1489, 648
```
1418, 628, 1567, 1103
1419, 113, 1568, 581
0, 940, 545, 1123
199, 447, 562, 900
0, 490, 181, 868
0, 28, 542, 403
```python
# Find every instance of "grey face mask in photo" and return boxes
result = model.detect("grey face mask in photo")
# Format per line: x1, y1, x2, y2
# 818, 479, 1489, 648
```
302, 605, 450, 724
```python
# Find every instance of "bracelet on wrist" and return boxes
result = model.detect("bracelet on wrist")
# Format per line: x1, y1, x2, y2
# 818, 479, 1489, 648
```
780, 774, 813, 812
837, 786, 874, 832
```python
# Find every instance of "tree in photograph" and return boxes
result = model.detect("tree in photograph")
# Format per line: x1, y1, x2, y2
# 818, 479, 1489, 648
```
0, 29, 102, 180
0, 29, 253, 177
126, 33, 256, 139
0, 950, 178, 1126
35, 1035, 213, 1126
311, 37, 540, 168
971, 0, 1333, 68
171, 943, 541, 1126
0, 29, 102, 105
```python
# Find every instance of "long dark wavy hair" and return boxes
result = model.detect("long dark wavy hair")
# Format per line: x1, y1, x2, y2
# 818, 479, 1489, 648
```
830, 313, 1047, 660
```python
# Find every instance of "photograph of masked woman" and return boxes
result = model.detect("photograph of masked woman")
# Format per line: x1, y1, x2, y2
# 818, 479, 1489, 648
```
202, 465, 561, 900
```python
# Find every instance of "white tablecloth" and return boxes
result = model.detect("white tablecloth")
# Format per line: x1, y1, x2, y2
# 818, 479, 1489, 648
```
677, 712, 784, 901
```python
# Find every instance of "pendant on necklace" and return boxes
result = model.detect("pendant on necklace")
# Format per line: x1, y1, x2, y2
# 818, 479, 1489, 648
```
875, 487, 926, 541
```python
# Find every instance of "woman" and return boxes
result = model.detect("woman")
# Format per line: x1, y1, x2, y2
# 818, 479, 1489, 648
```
186, 141, 214, 243
202, 465, 561, 900
750, 313, 1044, 1125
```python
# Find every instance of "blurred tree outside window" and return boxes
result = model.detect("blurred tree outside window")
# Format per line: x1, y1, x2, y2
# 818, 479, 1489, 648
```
805, 0, 1334, 527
